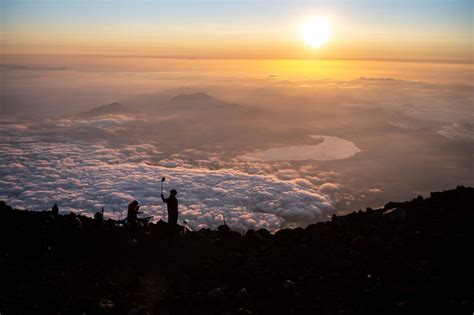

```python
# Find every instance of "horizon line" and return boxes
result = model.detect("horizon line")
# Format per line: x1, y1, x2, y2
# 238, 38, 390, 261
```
3, 54, 473, 65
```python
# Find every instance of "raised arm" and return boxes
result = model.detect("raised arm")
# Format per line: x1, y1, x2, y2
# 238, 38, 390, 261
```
161, 193, 168, 203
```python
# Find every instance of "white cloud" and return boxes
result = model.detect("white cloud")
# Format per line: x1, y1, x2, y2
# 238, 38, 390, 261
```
438, 123, 474, 141
0, 129, 340, 231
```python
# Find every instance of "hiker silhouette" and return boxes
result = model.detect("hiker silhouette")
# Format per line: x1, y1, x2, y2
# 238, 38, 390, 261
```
51, 203, 59, 215
127, 200, 140, 224
161, 189, 178, 226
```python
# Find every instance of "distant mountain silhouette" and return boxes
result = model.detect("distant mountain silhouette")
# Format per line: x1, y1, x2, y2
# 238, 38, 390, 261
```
168, 92, 216, 104
158, 92, 245, 117
0, 64, 69, 71
120, 90, 247, 119
77, 102, 136, 118
122, 87, 202, 112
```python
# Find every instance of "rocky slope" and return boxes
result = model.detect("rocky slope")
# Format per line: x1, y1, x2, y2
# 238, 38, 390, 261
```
0, 186, 473, 314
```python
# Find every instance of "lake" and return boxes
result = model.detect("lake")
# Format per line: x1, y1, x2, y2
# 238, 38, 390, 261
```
238, 135, 362, 162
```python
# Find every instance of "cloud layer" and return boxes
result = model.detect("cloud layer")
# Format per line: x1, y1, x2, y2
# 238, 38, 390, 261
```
2, 75, 472, 231
0, 124, 340, 231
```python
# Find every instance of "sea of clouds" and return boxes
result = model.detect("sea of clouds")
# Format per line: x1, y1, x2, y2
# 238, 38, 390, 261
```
0, 122, 343, 231
2, 71, 473, 231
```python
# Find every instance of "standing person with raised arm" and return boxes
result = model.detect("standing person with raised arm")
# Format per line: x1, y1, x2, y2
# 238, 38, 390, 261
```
161, 189, 178, 227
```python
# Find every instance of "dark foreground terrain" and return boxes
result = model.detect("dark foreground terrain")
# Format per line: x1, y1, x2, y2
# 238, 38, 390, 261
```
1, 187, 473, 314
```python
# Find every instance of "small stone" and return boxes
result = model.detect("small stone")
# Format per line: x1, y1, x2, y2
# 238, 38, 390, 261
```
99, 298, 115, 309
207, 287, 225, 299
237, 288, 250, 299
283, 280, 295, 290
128, 308, 140, 315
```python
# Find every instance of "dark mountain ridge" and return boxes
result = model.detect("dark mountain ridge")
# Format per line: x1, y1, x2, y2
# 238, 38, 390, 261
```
0, 186, 472, 314
121, 91, 246, 117
155, 92, 245, 117
77, 102, 136, 118
169, 92, 216, 103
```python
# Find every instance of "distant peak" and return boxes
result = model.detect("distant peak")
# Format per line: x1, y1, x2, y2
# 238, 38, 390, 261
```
170, 92, 215, 102
102, 102, 126, 108
90, 102, 130, 112
357, 77, 396, 81
78, 102, 134, 118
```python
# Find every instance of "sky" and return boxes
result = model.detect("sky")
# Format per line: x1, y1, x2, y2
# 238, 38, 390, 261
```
1, 0, 472, 60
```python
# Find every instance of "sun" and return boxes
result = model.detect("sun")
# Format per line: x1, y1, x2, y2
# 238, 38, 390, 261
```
300, 16, 332, 48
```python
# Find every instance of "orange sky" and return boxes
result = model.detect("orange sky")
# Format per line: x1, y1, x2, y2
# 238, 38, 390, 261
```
1, 0, 472, 61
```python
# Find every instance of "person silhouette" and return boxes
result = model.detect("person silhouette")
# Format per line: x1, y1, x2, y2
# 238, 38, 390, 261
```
52, 203, 59, 215
161, 189, 178, 226
127, 200, 140, 225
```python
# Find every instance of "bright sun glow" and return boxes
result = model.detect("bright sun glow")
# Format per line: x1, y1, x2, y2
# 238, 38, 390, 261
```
301, 16, 332, 48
